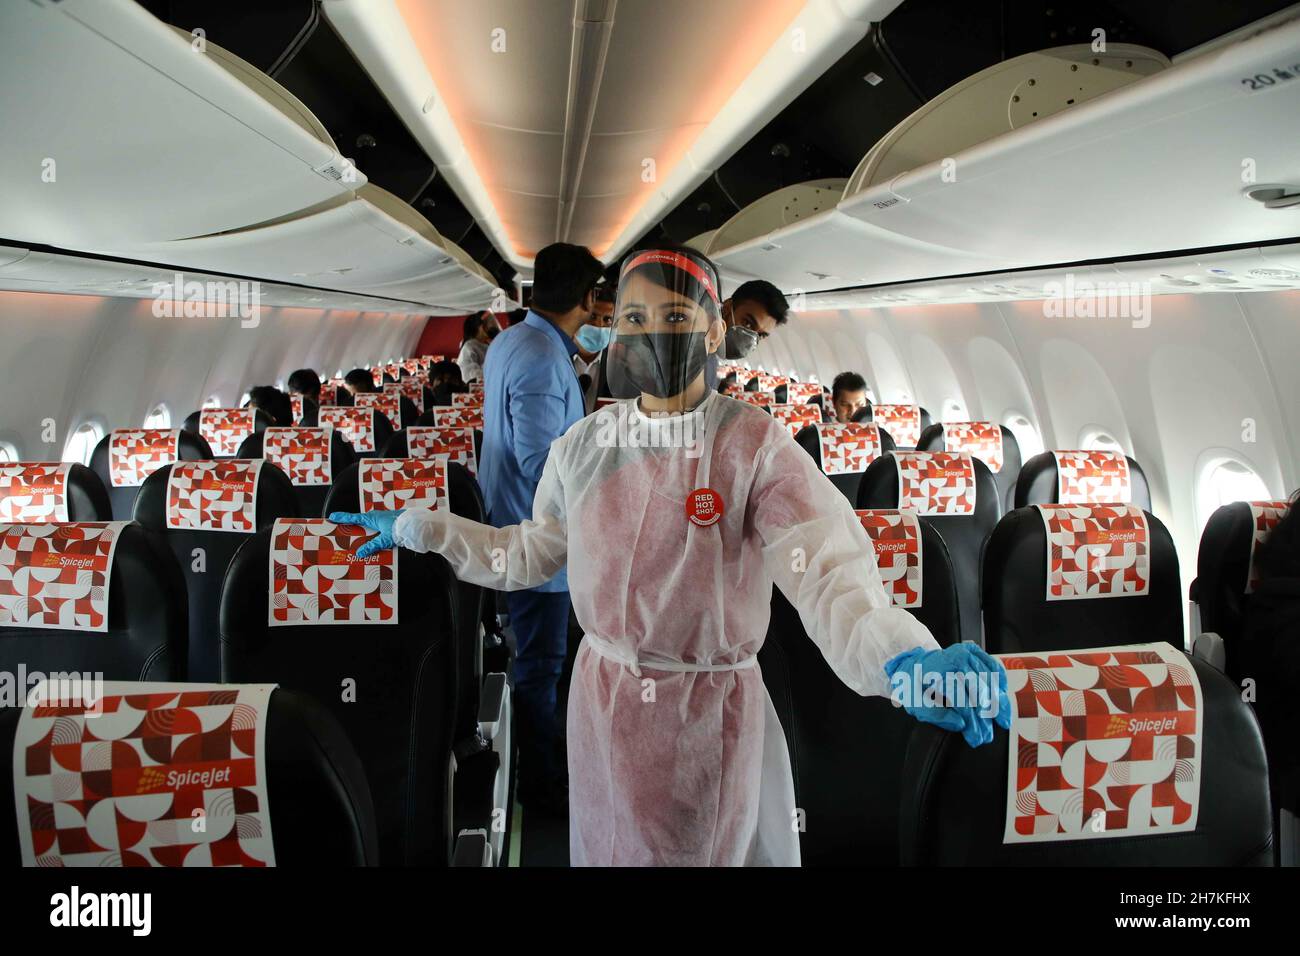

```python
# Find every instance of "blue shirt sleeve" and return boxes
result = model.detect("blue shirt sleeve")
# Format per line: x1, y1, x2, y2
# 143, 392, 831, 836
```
509, 358, 569, 484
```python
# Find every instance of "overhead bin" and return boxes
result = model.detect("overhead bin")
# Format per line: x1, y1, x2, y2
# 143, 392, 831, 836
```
704, 179, 847, 255
0, 0, 362, 248
710, 17, 1300, 298
0, 0, 504, 313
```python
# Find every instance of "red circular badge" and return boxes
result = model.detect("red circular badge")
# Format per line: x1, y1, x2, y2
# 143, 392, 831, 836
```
686, 487, 724, 527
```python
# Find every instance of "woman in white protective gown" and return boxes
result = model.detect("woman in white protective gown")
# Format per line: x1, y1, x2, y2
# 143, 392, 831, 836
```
333, 246, 1007, 866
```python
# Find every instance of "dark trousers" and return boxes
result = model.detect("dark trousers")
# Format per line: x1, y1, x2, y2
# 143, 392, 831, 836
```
506, 588, 571, 792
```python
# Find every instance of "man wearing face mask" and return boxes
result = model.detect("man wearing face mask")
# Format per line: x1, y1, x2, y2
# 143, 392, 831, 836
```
457, 311, 500, 384
703, 279, 791, 392
573, 273, 616, 379
332, 244, 1009, 865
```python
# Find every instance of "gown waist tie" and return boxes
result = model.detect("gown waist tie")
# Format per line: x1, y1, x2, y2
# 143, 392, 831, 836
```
583, 634, 758, 680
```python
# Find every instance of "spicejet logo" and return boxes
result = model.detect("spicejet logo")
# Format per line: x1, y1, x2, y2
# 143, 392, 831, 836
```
874, 540, 911, 554
41, 554, 98, 570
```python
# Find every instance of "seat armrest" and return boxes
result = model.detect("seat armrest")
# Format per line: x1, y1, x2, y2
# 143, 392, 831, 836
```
478, 671, 507, 740
452, 829, 492, 867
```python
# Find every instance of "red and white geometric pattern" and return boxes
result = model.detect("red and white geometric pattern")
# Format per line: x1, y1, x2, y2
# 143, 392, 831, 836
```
290, 395, 304, 424
407, 426, 476, 475
855, 510, 922, 608
452, 392, 483, 408
817, 423, 882, 476
108, 429, 179, 488
369, 367, 386, 388
386, 381, 424, 413
770, 403, 821, 439
402, 359, 421, 375
998, 642, 1201, 843
270, 518, 396, 626
943, 421, 1003, 474
321, 381, 343, 406
434, 405, 483, 430
0, 522, 126, 632
754, 373, 788, 392
263, 427, 332, 487
359, 458, 448, 514
1245, 499, 1291, 592
786, 381, 821, 403
872, 404, 922, 448
722, 383, 745, 399
1053, 450, 1131, 504
894, 451, 977, 516
319, 406, 377, 453
199, 409, 255, 458
0, 463, 71, 522
15, 682, 277, 866
166, 460, 262, 533
736, 391, 774, 408
355, 392, 401, 430
1038, 503, 1149, 601
468, 382, 484, 399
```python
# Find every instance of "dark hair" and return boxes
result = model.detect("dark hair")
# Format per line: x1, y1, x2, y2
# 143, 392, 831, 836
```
462, 313, 482, 346
1254, 495, 1300, 582
594, 264, 621, 304
832, 371, 868, 402
245, 385, 293, 426
344, 368, 376, 393
619, 242, 722, 322
731, 279, 790, 326
531, 242, 605, 313
287, 369, 321, 398
431, 360, 462, 384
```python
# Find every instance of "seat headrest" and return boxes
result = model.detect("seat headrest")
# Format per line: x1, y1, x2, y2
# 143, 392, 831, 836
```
184, 408, 273, 458
808, 422, 887, 476
856, 510, 960, 645
0, 463, 110, 523
354, 391, 402, 431
1015, 450, 1152, 512
783, 381, 821, 404
430, 403, 484, 430
870, 404, 923, 448
319, 406, 392, 455
134, 460, 298, 534
1, 682, 378, 866
1195, 498, 1293, 641
892, 451, 981, 516
270, 518, 397, 625
770, 403, 821, 439
357, 457, 449, 513
0, 521, 184, 681
104, 429, 181, 487
401, 426, 478, 475
936, 422, 1018, 476
259, 427, 334, 487
900, 645, 1272, 865
735, 391, 774, 411
385, 380, 425, 414
982, 504, 1183, 653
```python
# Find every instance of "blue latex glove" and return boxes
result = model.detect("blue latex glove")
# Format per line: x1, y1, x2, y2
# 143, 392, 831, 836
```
328, 510, 404, 559
883, 641, 1012, 748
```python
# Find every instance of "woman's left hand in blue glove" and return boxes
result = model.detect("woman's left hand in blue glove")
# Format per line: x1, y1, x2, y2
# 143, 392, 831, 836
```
328, 510, 405, 559
883, 641, 1012, 747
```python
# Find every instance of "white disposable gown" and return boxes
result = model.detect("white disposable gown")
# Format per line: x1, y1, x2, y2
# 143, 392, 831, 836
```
392, 392, 939, 865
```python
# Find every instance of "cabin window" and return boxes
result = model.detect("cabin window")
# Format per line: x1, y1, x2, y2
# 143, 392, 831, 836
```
941, 398, 968, 423
1079, 426, 1125, 455
0, 441, 19, 463
202, 395, 222, 409
143, 404, 171, 429
1196, 457, 1272, 530
1003, 413, 1044, 459
63, 422, 103, 467
239, 391, 252, 407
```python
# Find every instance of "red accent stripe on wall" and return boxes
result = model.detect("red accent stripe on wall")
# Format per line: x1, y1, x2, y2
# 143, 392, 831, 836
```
411, 312, 513, 361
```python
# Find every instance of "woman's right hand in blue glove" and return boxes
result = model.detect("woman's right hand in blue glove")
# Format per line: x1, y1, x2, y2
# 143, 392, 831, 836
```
883, 641, 1012, 747
329, 510, 404, 559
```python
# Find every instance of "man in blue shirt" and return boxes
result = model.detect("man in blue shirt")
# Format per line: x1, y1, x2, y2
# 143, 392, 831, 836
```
480, 242, 604, 814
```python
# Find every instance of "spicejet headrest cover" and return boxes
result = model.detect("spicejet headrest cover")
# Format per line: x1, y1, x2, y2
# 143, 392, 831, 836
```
943, 421, 1003, 474
166, 460, 262, 534
358, 457, 449, 514
270, 518, 396, 626
770, 403, 820, 439
433, 405, 483, 430
15, 681, 278, 867
199, 408, 255, 458
894, 451, 977, 516
1037, 503, 1149, 601
355, 391, 401, 430
407, 426, 477, 475
1053, 450, 1131, 504
816, 422, 881, 476
855, 510, 923, 608
320, 406, 376, 452
0, 463, 72, 523
872, 404, 921, 448
1246, 499, 1292, 593
109, 429, 180, 488
263, 427, 332, 487
997, 642, 1201, 844
0, 521, 129, 632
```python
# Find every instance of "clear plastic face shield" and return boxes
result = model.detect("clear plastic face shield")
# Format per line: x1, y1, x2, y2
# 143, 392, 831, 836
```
604, 249, 726, 412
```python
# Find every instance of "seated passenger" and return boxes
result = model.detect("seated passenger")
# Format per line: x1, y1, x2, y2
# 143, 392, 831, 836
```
831, 371, 870, 424
427, 360, 467, 406
332, 246, 1008, 867
288, 368, 322, 424
244, 384, 293, 427
1240, 494, 1300, 814
343, 368, 377, 396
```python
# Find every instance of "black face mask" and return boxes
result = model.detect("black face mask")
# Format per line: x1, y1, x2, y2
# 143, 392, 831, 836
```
723, 325, 759, 359
616, 331, 710, 399
485, 326, 499, 340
